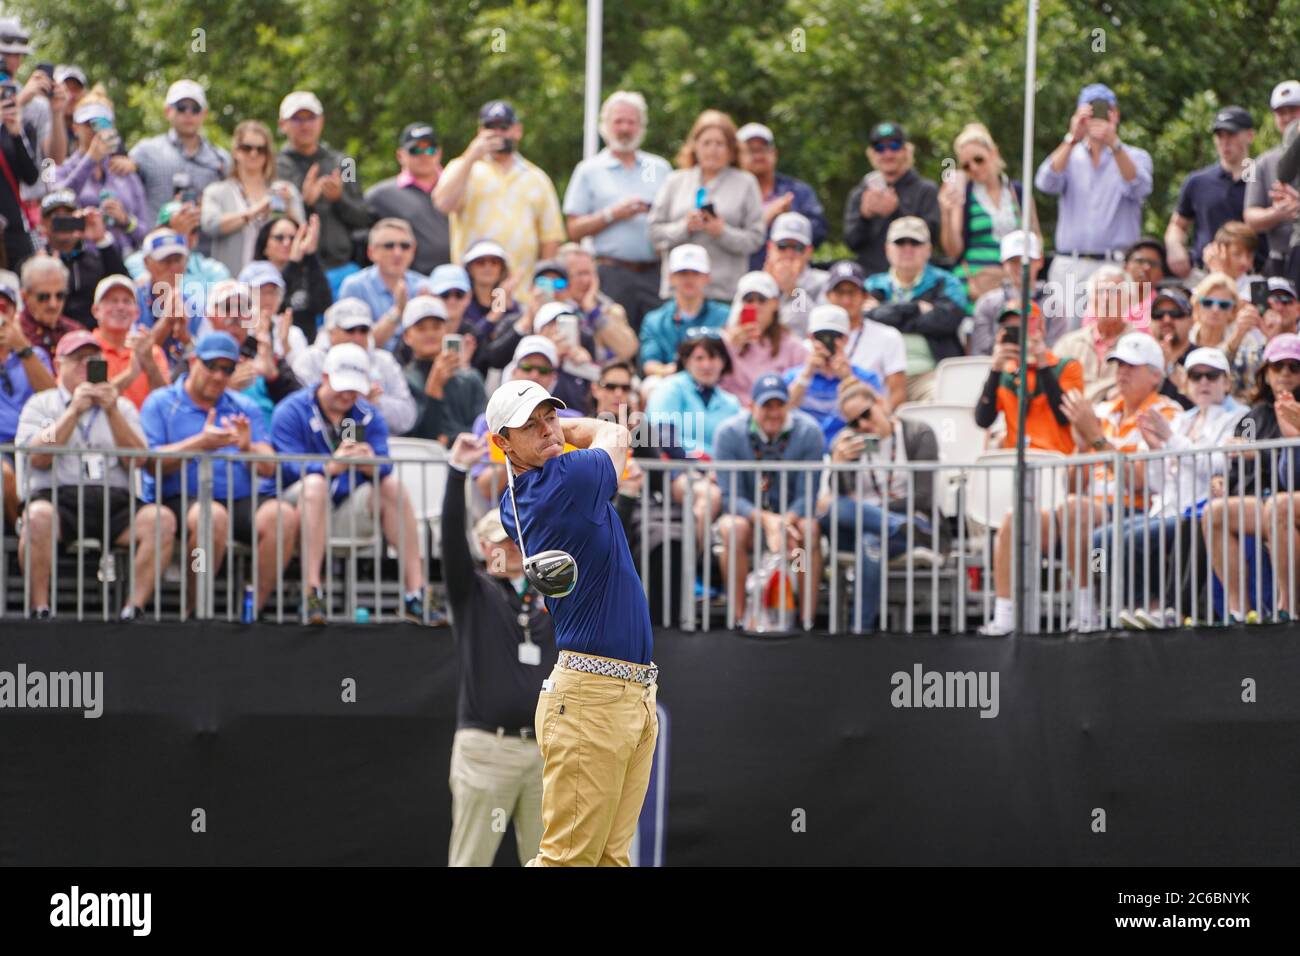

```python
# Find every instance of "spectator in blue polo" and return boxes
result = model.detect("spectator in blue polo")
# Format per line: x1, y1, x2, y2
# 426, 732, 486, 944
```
139, 331, 297, 620
736, 122, 828, 271
638, 243, 730, 387
1165, 106, 1255, 279
337, 218, 429, 354
784, 304, 883, 444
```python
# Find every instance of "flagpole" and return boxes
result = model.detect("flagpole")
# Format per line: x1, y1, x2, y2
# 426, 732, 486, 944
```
583, 0, 604, 160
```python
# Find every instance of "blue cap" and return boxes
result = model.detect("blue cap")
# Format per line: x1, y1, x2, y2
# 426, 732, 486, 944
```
194, 332, 240, 363
1077, 83, 1117, 108
238, 259, 286, 290
428, 264, 470, 295
752, 373, 789, 407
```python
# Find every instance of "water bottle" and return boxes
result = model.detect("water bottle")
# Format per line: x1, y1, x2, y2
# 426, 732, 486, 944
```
354, 607, 371, 624
241, 584, 256, 623
97, 554, 117, 584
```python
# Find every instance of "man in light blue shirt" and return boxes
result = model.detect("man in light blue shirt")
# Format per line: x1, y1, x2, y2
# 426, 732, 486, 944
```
562, 91, 672, 331
338, 218, 429, 354
1035, 83, 1153, 328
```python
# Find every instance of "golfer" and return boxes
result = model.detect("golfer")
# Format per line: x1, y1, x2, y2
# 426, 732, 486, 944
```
487, 379, 657, 867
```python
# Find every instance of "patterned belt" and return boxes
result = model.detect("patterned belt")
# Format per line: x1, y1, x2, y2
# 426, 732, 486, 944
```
558, 651, 659, 686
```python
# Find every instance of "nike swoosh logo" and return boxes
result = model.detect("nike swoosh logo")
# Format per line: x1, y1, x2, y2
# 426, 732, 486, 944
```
518, 387, 531, 396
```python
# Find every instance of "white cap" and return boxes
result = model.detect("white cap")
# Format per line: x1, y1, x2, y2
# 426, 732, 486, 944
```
1000, 229, 1043, 262
142, 228, 188, 261
165, 80, 207, 109
1183, 347, 1231, 375
325, 297, 374, 330
513, 334, 558, 367
668, 243, 711, 274
279, 90, 324, 120
1272, 80, 1300, 110
736, 122, 774, 144
93, 274, 136, 305
808, 304, 851, 337
209, 280, 252, 313
463, 239, 510, 266
485, 380, 566, 434
54, 65, 87, 86
322, 343, 372, 395
534, 301, 578, 332
401, 294, 447, 331
72, 102, 112, 126
736, 271, 780, 300
770, 212, 813, 246
1105, 332, 1164, 373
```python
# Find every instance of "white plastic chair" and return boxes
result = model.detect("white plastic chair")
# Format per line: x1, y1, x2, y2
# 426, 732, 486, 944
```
386, 437, 450, 560
893, 403, 982, 517
963, 450, 1069, 532
933, 356, 993, 406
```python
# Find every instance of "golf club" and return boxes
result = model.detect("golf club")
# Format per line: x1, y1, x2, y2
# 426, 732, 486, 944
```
504, 454, 578, 598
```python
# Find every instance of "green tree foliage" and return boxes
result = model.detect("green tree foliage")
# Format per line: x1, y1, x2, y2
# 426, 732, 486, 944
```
11, 0, 1300, 246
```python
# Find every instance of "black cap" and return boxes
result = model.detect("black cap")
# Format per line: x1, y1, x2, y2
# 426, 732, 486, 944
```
1152, 288, 1192, 315
479, 100, 517, 127
1213, 106, 1253, 133
399, 122, 437, 150
1125, 236, 1168, 271
826, 260, 865, 290
869, 122, 907, 146
532, 259, 567, 281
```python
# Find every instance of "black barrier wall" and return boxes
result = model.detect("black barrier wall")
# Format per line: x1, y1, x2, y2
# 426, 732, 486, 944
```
2, 624, 1299, 865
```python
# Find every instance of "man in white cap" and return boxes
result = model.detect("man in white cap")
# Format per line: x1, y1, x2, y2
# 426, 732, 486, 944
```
270, 341, 435, 625
737, 122, 828, 270
638, 243, 730, 380
275, 90, 371, 272
1245, 80, 1300, 277
762, 211, 828, 338
90, 273, 169, 411
784, 303, 885, 443
128, 79, 231, 227
485, 378, 657, 866
969, 229, 1065, 355
401, 293, 486, 444
292, 297, 415, 435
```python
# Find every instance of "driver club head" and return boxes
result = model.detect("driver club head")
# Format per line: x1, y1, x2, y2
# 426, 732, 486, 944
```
524, 549, 578, 598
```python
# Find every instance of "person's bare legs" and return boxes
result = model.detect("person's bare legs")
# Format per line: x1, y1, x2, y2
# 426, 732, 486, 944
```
993, 507, 1056, 599
254, 500, 299, 611
715, 514, 752, 613
1, 460, 18, 528
19, 498, 56, 611
379, 473, 424, 593
298, 474, 330, 591
1263, 493, 1300, 613
183, 501, 228, 617
1202, 496, 1261, 617
123, 504, 177, 610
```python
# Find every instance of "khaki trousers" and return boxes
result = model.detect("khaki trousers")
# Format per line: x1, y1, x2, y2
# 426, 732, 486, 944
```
526, 655, 659, 867
448, 727, 544, 867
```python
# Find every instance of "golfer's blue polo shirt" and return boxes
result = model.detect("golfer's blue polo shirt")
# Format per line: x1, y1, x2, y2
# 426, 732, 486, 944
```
500, 448, 653, 665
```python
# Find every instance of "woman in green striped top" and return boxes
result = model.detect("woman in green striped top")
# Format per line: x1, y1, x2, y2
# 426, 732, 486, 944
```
938, 123, 1038, 313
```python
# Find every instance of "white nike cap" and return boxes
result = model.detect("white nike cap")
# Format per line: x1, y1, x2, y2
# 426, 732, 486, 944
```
486, 380, 567, 434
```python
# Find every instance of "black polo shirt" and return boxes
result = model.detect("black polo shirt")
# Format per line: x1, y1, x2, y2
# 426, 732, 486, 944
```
1175, 163, 1246, 266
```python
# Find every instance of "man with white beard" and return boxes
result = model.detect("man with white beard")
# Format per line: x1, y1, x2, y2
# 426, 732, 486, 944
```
562, 91, 672, 332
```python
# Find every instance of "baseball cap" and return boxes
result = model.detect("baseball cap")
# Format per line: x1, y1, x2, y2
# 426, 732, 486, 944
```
93, 274, 136, 306
0, 270, 22, 307
770, 212, 813, 246
325, 297, 374, 330
1267, 277, 1298, 298
1105, 332, 1164, 372
1077, 83, 1118, 108
401, 294, 448, 331
869, 122, 906, 145
668, 244, 711, 274
1213, 106, 1253, 133
155, 201, 187, 228
208, 280, 252, 315
0, 18, 33, 55
142, 228, 188, 261
825, 260, 866, 290
532, 259, 568, 282
1000, 229, 1043, 262
194, 332, 241, 363
1125, 236, 1167, 265
72, 102, 112, 126
736, 271, 780, 300
1183, 347, 1231, 375
513, 335, 558, 367
322, 343, 372, 395
238, 260, 285, 290
165, 80, 207, 110
279, 91, 323, 120
736, 122, 774, 144
479, 100, 517, 127
428, 264, 470, 295
1265, 333, 1300, 364
55, 330, 101, 358
1272, 81, 1300, 111
1152, 288, 1193, 314
997, 301, 1044, 325
399, 122, 437, 150
40, 189, 79, 214
534, 301, 577, 333
752, 373, 789, 406
54, 65, 87, 86
463, 239, 509, 267
486, 379, 566, 434
474, 509, 511, 545
808, 304, 851, 337
886, 216, 931, 244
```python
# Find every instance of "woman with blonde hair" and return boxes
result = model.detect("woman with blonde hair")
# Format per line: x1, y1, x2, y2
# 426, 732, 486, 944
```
201, 119, 305, 275
648, 109, 765, 303
1189, 270, 1266, 396
938, 122, 1037, 306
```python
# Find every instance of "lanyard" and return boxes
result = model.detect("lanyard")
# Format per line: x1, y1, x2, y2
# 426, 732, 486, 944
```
515, 584, 544, 646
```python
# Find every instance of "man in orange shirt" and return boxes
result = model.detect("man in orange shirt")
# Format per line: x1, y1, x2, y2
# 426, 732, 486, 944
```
974, 302, 1083, 455
89, 276, 169, 410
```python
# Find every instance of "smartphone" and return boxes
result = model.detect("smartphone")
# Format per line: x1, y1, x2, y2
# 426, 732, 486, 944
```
1089, 97, 1112, 120
269, 193, 286, 214
443, 333, 463, 357
34, 63, 55, 80
180, 188, 199, 205
86, 358, 108, 384
865, 171, 888, 191
1001, 325, 1020, 346
1249, 278, 1270, 310
0, 81, 16, 105
699, 202, 716, 217
52, 215, 83, 234
556, 315, 579, 347
351, 421, 367, 445
860, 434, 880, 459
740, 304, 758, 326
813, 330, 841, 354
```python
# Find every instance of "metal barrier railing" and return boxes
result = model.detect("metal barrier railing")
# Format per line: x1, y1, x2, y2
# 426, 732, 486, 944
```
6, 437, 1300, 632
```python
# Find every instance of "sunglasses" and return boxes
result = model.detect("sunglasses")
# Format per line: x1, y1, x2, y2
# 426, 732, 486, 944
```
1151, 309, 1188, 320
851, 404, 875, 429
872, 139, 904, 152
517, 364, 554, 375
377, 241, 414, 251
236, 143, 268, 154
741, 292, 768, 303
34, 290, 68, 303
599, 381, 632, 392
1269, 294, 1297, 305
960, 155, 987, 171
406, 144, 438, 156
172, 102, 203, 115
268, 232, 295, 243
775, 241, 807, 253
201, 358, 237, 375
437, 290, 468, 301
1187, 368, 1225, 382
1271, 360, 1300, 374
341, 325, 372, 335
1199, 297, 1235, 311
